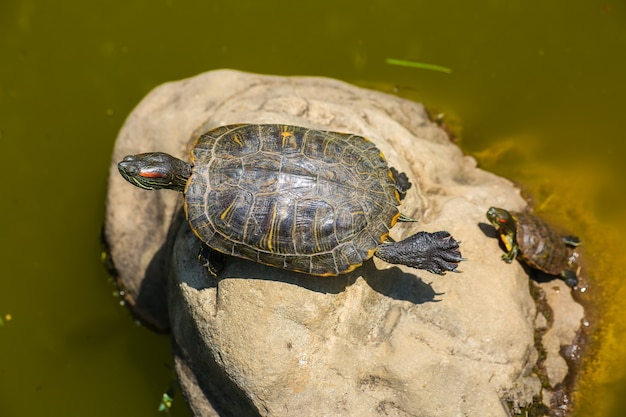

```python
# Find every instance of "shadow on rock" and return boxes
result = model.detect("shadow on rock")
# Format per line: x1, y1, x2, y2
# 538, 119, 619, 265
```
206, 254, 440, 304
178, 228, 439, 303
477, 221, 499, 239
361, 261, 441, 304
212, 256, 358, 295
132, 209, 188, 332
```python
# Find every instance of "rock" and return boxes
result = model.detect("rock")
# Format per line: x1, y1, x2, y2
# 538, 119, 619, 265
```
104, 69, 583, 416
539, 280, 585, 387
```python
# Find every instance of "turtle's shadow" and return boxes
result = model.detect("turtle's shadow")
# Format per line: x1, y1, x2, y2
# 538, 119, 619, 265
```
478, 222, 499, 239
522, 263, 565, 286
210, 255, 439, 304
215, 258, 357, 295
360, 261, 441, 304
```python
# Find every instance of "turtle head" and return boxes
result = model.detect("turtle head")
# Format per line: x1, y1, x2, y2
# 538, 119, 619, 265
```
118, 152, 191, 192
486, 207, 516, 233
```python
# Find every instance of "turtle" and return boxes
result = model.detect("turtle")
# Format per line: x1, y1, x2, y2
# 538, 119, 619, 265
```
117, 123, 462, 277
486, 206, 581, 287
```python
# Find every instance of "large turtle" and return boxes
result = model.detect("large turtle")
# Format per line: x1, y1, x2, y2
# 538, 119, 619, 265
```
118, 123, 462, 276
486, 206, 581, 287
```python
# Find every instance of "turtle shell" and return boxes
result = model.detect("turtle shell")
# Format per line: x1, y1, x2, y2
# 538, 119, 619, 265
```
183, 124, 402, 276
512, 212, 571, 276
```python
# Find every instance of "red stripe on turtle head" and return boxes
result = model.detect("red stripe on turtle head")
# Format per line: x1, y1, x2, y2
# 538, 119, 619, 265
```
139, 170, 167, 178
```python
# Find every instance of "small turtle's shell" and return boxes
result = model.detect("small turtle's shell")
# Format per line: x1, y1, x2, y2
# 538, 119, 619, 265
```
184, 124, 402, 276
512, 212, 571, 275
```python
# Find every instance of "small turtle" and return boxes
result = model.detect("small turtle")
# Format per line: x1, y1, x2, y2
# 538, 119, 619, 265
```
486, 206, 581, 287
118, 123, 463, 276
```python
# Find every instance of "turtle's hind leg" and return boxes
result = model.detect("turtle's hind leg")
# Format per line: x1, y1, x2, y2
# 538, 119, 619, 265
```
562, 235, 582, 247
560, 270, 579, 288
198, 245, 226, 276
374, 231, 463, 274
390, 167, 412, 200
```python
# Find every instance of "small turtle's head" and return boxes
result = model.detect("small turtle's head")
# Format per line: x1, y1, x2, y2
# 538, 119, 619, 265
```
118, 152, 191, 192
486, 207, 515, 231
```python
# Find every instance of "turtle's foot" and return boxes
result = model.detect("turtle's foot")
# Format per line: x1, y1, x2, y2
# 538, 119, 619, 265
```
501, 246, 518, 263
198, 245, 225, 276
375, 231, 463, 275
501, 253, 515, 264
561, 269, 579, 288
562, 235, 582, 247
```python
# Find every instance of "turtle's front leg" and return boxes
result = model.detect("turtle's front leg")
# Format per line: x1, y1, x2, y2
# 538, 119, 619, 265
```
374, 231, 463, 275
501, 245, 518, 263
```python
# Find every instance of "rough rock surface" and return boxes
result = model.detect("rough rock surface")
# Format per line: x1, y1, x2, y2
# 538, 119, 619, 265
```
537, 279, 585, 410
105, 69, 584, 416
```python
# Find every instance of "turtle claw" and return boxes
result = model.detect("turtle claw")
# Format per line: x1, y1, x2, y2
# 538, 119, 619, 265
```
198, 245, 225, 276
501, 254, 514, 264
426, 260, 462, 275
501, 246, 518, 264
421, 231, 463, 274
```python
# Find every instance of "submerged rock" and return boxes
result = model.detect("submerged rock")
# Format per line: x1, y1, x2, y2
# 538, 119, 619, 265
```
104, 69, 583, 416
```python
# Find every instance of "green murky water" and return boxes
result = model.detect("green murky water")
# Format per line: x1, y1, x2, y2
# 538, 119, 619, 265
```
1, 1, 625, 416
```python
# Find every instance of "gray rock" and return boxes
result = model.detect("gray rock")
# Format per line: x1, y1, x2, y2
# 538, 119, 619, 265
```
104, 69, 583, 416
